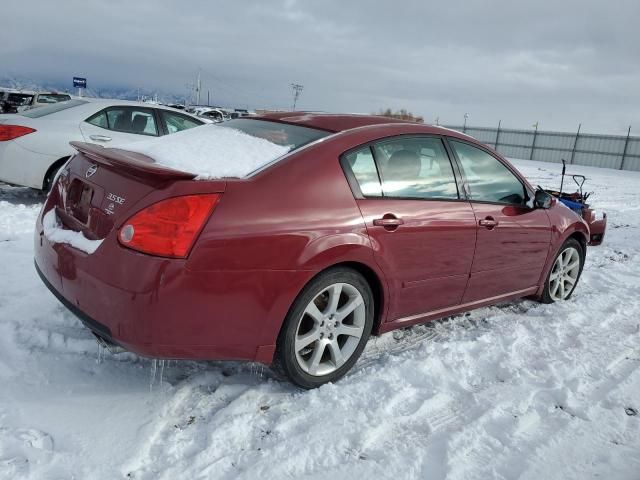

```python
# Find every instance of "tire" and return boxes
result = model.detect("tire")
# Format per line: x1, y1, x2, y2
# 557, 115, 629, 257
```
42, 157, 70, 193
42, 165, 62, 193
540, 238, 584, 304
274, 267, 374, 389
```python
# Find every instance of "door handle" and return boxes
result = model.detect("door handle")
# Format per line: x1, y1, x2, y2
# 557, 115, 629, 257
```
479, 217, 498, 229
373, 215, 404, 231
89, 134, 112, 142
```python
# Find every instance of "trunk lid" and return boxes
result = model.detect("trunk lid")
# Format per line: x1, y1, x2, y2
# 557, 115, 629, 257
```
51, 142, 225, 240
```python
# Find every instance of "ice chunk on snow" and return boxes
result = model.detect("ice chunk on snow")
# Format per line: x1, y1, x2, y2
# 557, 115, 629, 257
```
42, 209, 103, 254
121, 124, 291, 179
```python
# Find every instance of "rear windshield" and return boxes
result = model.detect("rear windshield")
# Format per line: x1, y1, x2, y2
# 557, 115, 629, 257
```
223, 118, 330, 151
37, 93, 72, 104
22, 99, 88, 118
6, 93, 33, 105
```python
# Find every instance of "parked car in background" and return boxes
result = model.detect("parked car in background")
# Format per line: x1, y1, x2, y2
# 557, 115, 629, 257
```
33, 112, 606, 388
199, 108, 228, 123
0, 89, 35, 113
0, 99, 204, 190
1, 90, 72, 113
22, 92, 72, 112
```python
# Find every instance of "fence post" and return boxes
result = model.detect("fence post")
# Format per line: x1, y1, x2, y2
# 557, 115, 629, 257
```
529, 122, 539, 160
494, 120, 501, 151
569, 123, 581, 164
620, 126, 631, 170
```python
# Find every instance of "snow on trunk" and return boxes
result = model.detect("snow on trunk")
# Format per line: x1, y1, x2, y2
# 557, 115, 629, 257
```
120, 124, 291, 179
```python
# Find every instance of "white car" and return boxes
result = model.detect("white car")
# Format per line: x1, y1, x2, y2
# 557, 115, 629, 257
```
0, 99, 205, 190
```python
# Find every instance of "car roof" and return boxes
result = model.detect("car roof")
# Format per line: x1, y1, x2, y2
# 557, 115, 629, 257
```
249, 112, 472, 139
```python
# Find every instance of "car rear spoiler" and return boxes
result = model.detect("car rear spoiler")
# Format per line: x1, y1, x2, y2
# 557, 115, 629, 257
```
70, 141, 197, 182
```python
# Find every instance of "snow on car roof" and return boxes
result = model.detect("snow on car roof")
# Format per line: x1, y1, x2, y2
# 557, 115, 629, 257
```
120, 124, 290, 179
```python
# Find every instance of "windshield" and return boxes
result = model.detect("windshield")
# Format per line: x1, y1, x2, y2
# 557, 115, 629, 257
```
222, 118, 330, 151
37, 93, 72, 104
22, 99, 88, 118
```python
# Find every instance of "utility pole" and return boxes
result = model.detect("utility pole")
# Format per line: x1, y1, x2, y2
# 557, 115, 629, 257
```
569, 123, 581, 164
196, 70, 201, 106
530, 121, 539, 160
463, 113, 469, 132
620, 125, 632, 170
290, 83, 304, 111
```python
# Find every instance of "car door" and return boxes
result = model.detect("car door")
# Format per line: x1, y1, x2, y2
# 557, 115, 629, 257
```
447, 139, 552, 303
343, 136, 477, 323
80, 106, 159, 146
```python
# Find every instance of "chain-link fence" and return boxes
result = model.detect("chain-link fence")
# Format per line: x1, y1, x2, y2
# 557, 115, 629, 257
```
444, 125, 639, 171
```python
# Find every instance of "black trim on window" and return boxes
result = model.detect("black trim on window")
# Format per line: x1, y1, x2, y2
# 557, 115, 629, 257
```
444, 136, 533, 207
339, 133, 465, 202
85, 106, 159, 136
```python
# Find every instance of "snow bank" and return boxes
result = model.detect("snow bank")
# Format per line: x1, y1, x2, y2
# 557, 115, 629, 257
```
42, 209, 103, 254
1, 160, 639, 479
121, 124, 291, 179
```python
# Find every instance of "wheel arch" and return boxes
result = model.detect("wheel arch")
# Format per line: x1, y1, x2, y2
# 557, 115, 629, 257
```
535, 222, 589, 298
270, 258, 389, 358
42, 155, 71, 191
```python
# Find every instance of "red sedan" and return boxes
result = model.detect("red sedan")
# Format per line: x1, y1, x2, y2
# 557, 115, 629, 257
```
34, 113, 604, 388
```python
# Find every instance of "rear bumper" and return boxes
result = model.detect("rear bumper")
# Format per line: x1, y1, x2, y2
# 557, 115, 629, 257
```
35, 260, 118, 345
0, 140, 58, 189
34, 210, 313, 363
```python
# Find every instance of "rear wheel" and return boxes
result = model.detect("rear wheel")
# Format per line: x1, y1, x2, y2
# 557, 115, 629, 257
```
275, 267, 373, 389
42, 158, 69, 192
541, 238, 584, 303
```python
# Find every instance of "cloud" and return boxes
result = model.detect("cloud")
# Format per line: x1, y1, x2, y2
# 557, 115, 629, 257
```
1, 0, 639, 133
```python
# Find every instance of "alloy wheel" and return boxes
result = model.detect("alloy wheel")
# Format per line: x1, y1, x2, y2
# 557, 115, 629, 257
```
294, 282, 366, 376
549, 246, 581, 301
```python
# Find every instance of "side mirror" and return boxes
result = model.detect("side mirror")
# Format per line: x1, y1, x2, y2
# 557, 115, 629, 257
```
534, 189, 552, 209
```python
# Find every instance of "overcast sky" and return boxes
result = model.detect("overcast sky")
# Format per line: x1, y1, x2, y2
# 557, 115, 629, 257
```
2, 0, 639, 134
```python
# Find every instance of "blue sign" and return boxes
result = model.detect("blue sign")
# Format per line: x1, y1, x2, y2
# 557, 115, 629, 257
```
73, 77, 87, 88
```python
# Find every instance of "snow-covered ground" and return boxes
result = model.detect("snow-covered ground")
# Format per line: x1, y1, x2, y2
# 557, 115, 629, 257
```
0, 159, 639, 479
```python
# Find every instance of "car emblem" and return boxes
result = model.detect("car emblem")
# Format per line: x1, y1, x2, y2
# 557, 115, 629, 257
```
86, 164, 98, 178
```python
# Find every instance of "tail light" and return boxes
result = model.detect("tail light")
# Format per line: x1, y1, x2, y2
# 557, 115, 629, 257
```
118, 194, 221, 258
0, 125, 36, 141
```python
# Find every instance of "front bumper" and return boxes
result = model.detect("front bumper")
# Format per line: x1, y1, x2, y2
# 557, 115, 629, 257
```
587, 211, 607, 246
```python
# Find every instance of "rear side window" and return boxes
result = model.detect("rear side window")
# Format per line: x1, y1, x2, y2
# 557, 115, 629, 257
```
343, 147, 382, 197
87, 111, 108, 128
160, 110, 202, 133
372, 137, 459, 199
450, 140, 525, 205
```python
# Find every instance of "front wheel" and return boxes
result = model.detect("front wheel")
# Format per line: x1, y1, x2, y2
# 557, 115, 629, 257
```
541, 238, 584, 303
275, 267, 374, 389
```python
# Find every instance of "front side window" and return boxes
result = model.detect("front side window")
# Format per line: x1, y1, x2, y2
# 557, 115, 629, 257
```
372, 137, 459, 199
86, 107, 158, 136
450, 140, 526, 205
160, 110, 202, 134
